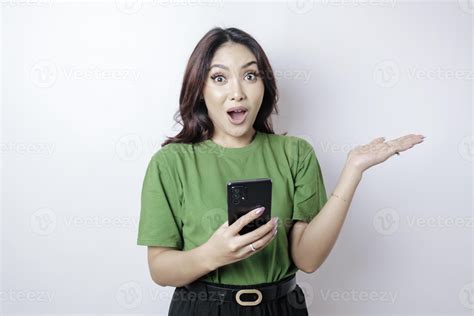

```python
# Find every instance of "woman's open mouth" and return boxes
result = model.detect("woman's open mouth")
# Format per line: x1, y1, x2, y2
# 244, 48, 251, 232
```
227, 109, 248, 125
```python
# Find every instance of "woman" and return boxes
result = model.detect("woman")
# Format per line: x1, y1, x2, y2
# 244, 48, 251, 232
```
137, 27, 425, 315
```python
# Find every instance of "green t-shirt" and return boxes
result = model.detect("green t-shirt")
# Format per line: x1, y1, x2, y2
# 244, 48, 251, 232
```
137, 130, 327, 285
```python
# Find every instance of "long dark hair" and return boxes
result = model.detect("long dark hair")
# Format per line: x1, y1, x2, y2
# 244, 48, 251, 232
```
161, 27, 286, 147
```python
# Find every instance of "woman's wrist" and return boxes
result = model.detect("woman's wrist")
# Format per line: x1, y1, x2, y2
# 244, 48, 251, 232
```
327, 162, 363, 206
342, 161, 364, 182
196, 242, 219, 272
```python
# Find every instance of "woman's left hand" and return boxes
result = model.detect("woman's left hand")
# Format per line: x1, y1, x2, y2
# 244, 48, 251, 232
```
346, 134, 425, 174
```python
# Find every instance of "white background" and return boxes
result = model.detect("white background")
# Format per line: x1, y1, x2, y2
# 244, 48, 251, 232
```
2, 0, 472, 315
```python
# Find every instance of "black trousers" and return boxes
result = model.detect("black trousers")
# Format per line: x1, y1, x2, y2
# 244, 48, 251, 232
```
168, 276, 309, 316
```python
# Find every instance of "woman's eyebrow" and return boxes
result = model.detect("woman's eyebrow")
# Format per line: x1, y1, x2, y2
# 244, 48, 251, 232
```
209, 61, 257, 71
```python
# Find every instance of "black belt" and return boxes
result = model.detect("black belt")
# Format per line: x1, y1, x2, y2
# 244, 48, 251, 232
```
182, 274, 297, 306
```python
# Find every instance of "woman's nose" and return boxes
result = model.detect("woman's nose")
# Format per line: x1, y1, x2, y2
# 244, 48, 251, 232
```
229, 80, 245, 101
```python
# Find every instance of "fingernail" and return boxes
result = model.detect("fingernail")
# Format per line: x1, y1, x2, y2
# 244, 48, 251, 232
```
255, 207, 265, 214
273, 217, 279, 225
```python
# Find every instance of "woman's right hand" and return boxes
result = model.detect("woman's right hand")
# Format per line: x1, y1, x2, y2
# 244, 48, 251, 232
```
203, 207, 279, 271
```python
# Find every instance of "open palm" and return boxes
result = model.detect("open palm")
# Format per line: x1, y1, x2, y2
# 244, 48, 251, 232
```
347, 134, 425, 173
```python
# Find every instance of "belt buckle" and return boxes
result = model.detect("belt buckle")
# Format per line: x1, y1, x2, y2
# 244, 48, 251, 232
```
235, 288, 263, 306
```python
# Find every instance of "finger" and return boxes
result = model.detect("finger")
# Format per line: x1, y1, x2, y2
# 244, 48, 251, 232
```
237, 225, 277, 258
387, 136, 419, 154
385, 143, 401, 156
236, 217, 277, 247
228, 206, 266, 236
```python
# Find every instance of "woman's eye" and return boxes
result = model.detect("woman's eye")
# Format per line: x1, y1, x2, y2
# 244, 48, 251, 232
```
210, 73, 226, 83
210, 71, 259, 84
245, 72, 259, 81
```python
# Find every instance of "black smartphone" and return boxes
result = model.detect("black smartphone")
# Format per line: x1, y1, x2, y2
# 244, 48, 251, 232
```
227, 178, 272, 235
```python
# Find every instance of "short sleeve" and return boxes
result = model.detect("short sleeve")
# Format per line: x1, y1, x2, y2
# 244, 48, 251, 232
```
292, 139, 328, 223
137, 153, 184, 248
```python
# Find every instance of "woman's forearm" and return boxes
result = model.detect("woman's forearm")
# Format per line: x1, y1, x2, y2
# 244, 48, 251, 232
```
296, 163, 363, 273
149, 244, 215, 287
